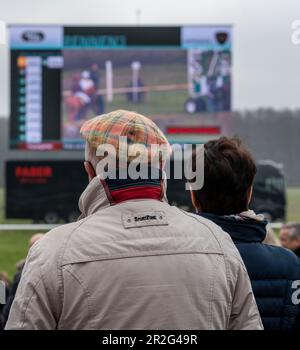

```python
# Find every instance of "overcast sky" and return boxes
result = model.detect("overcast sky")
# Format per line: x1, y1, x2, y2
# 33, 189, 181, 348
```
0, 0, 300, 117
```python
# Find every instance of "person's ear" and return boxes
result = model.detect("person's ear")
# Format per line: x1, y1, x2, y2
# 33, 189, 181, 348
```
190, 190, 201, 213
84, 161, 96, 182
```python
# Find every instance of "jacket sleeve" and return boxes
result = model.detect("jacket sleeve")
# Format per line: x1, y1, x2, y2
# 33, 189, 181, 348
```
5, 242, 60, 330
228, 260, 264, 330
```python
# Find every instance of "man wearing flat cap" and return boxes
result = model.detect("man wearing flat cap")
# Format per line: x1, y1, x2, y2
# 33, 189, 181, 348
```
6, 110, 262, 330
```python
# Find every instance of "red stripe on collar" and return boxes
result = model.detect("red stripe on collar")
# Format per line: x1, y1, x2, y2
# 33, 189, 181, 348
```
110, 186, 162, 204
100, 178, 163, 205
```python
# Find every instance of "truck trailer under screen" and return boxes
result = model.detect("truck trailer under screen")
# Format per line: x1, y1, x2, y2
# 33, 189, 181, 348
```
6, 161, 88, 223
5, 160, 286, 223
5, 160, 193, 223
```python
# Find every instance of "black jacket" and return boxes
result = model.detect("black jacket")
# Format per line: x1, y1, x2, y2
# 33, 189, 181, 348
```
200, 212, 300, 330
0, 271, 22, 330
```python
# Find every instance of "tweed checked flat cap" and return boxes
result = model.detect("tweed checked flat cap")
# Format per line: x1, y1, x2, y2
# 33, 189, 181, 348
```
80, 109, 171, 161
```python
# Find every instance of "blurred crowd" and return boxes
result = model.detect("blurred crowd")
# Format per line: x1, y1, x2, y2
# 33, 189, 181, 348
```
0, 234, 44, 329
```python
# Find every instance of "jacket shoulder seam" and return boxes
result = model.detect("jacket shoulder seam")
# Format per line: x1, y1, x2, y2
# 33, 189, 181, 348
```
62, 265, 96, 330
55, 217, 91, 329
176, 209, 224, 246
61, 249, 224, 266
20, 274, 43, 329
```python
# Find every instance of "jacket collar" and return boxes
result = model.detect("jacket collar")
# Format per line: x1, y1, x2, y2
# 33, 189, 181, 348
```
199, 210, 268, 243
78, 173, 168, 219
294, 247, 300, 258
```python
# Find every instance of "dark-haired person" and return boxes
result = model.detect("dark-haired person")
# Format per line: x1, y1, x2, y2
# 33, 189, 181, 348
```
189, 137, 300, 330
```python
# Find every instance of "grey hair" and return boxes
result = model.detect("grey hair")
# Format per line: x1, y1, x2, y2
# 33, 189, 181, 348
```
289, 224, 300, 240
283, 223, 300, 240
85, 141, 100, 169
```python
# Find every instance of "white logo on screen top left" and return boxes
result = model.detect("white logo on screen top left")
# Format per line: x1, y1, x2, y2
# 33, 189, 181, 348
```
0, 20, 7, 45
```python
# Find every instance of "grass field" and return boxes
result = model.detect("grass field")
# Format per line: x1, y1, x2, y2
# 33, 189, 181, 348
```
0, 187, 300, 280
286, 187, 300, 222
0, 231, 35, 278
63, 62, 188, 119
